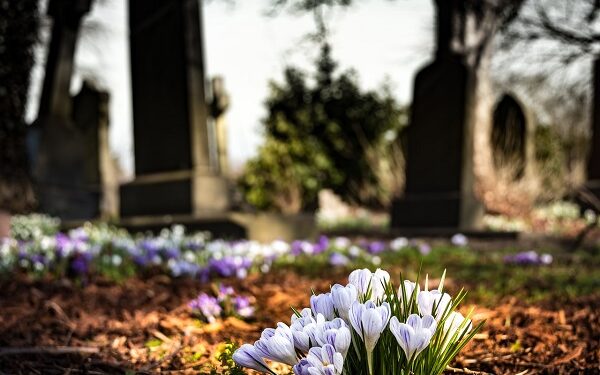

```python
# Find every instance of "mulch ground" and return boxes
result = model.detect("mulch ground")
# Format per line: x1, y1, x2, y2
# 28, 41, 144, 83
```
0, 271, 598, 374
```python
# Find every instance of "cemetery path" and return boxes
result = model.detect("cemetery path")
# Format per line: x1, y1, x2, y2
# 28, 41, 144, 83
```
0, 271, 597, 374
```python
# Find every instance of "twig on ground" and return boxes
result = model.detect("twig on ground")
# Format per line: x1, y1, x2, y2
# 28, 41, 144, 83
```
0, 346, 99, 356
139, 341, 182, 372
446, 366, 494, 375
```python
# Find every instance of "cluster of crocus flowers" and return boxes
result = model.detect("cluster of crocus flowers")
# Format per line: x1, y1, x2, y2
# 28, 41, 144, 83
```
233, 268, 481, 375
189, 284, 255, 323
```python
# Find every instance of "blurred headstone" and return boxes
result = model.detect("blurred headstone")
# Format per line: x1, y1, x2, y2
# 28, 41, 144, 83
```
120, 0, 230, 218
391, 0, 483, 229
491, 94, 529, 180
31, 0, 94, 220
71, 81, 117, 219
209, 76, 230, 176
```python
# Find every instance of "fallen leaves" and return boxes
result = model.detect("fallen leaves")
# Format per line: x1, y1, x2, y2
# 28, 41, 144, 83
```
0, 271, 597, 374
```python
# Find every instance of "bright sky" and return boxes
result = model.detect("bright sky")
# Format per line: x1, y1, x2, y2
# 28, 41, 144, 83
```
27, 0, 434, 176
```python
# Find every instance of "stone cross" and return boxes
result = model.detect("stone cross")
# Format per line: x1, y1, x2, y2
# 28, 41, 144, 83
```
209, 76, 230, 176
38, 0, 92, 120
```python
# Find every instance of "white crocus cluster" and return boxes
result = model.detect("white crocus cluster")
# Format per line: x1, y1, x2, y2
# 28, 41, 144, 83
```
234, 268, 477, 375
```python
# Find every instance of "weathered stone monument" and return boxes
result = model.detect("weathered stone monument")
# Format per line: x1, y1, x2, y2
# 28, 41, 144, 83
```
32, 0, 94, 220
391, 0, 483, 230
120, 0, 230, 218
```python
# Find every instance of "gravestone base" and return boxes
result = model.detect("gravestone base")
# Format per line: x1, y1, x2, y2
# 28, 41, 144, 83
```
192, 174, 231, 214
391, 193, 483, 230
120, 171, 231, 217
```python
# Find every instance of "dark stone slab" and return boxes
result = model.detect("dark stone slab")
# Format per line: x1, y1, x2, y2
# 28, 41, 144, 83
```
129, 0, 192, 174
120, 177, 192, 217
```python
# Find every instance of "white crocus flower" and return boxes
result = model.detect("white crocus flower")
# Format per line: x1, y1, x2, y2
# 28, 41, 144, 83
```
254, 323, 298, 366
389, 237, 409, 251
417, 290, 452, 321
390, 314, 437, 362
330, 284, 358, 322
451, 233, 468, 247
399, 280, 419, 304
348, 268, 390, 302
442, 311, 472, 350
349, 301, 391, 374
293, 344, 344, 375
324, 326, 351, 358
304, 317, 351, 359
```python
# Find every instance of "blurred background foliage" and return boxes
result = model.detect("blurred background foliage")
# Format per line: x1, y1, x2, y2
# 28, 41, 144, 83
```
239, 43, 407, 213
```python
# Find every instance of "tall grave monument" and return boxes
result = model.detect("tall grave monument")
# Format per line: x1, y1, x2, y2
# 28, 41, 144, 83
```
32, 0, 95, 220
391, 0, 483, 229
121, 0, 230, 217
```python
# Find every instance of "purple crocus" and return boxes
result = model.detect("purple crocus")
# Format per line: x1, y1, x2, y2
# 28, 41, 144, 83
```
208, 256, 251, 278
291, 240, 305, 256
189, 293, 222, 323
55, 233, 73, 257
169, 260, 200, 277
234, 296, 255, 318
367, 241, 386, 254
313, 235, 330, 254
418, 242, 431, 256
164, 246, 181, 259
329, 252, 350, 267
504, 251, 553, 265
218, 284, 235, 301
70, 253, 91, 275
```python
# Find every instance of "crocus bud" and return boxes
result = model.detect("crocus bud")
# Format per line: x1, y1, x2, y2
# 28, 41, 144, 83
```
331, 284, 358, 321
399, 280, 419, 304
349, 269, 372, 297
